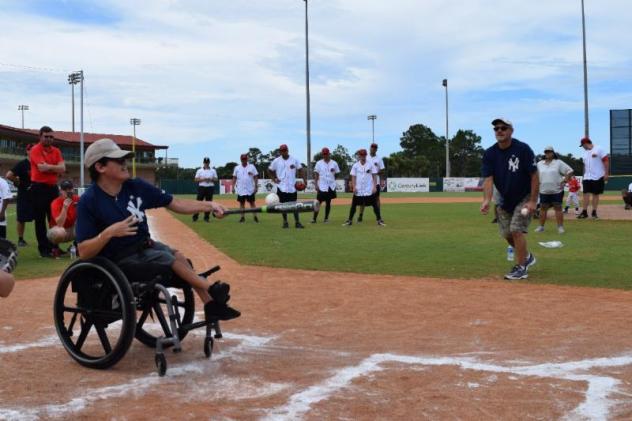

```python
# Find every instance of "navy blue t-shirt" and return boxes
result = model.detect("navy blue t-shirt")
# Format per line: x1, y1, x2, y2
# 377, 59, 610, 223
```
481, 138, 537, 212
76, 178, 173, 260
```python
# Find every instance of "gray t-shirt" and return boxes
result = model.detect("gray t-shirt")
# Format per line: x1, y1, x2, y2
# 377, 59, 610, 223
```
536, 159, 573, 194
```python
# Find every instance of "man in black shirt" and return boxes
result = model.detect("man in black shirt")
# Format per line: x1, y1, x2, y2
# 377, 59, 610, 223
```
5, 144, 34, 247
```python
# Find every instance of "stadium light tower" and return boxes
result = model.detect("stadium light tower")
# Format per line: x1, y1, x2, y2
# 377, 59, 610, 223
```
68, 71, 85, 186
18, 105, 29, 129
130, 118, 141, 178
581, 0, 590, 138
302, 0, 312, 177
367, 115, 377, 142
442, 78, 450, 178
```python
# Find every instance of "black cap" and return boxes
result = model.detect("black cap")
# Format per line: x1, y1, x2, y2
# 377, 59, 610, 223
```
203, 157, 210, 163
60, 180, 74, 190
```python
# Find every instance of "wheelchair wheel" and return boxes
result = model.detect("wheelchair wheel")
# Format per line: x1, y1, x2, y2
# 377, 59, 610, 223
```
134, 283, 195, 348
53, 257, 136, 369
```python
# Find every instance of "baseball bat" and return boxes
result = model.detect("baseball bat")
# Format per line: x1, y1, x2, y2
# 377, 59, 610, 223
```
222, 200, 320, 215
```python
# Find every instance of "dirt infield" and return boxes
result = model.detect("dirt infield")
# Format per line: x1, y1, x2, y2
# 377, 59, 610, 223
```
2, 209, 632, 419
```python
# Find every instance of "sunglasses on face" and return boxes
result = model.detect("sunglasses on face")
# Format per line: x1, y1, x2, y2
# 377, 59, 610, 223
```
43, 135, 54, 139
105, 157, 127, 165
493, 126, 510, 132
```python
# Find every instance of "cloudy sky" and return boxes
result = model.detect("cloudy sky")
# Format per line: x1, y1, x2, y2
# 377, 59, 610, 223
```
1, 0, 631, 168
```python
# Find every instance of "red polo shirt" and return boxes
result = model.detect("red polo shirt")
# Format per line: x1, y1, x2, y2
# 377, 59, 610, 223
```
29, 143, 64, 185
50, 194, 79, 228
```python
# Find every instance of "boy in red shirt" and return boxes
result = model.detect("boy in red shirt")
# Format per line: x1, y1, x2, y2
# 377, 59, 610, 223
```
47, 180, 79, 247
564, 176, 581, 215
29, 126, 65, 257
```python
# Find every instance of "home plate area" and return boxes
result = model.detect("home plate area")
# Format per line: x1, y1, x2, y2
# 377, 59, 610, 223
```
2, 321, 632, 420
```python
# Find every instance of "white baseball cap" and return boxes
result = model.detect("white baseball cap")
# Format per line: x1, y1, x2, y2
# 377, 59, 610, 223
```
84, 138, 134, 167
491, 117, 513, 127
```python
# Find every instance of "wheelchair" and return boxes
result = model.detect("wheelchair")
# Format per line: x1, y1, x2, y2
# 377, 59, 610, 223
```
53, 256, 226, 376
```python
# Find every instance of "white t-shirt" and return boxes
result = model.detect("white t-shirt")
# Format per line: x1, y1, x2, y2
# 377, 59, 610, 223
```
368, 154, 385, 184
269, 155, 302, 193
582, 146, 608, 181
314, 159, 340, 191
232, 164, 258, 196
537, 159, 573, 194
0, 178, 12, 227
628, 182, 632, 193
195, 168, 217, 187
350, 160, 377, 196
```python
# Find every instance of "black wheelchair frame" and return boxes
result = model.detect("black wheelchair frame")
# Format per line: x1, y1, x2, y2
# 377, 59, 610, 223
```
53, 256, 224, 376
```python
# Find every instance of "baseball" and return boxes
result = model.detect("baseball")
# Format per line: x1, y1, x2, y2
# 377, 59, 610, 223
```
265, 193, 280, 206
520, 207, 529, 216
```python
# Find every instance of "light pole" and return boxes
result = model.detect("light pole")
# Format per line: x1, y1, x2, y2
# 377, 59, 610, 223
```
581, 0, 589, 138
18, 105, 29, 129
442, 79, 450, 177
130, 118, 141, 178
69, 71, 85, 186
367, 115, 377, 143
302, 0, 312, 178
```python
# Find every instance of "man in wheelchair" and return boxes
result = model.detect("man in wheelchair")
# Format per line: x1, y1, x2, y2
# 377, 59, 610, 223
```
75, 138, 240, 323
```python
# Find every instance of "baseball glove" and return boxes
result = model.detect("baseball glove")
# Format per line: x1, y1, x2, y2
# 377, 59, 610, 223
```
0, 239, 17, 274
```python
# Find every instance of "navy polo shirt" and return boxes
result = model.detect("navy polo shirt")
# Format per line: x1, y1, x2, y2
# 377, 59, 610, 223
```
76, 178, 173, 260
482, 138, 537, 212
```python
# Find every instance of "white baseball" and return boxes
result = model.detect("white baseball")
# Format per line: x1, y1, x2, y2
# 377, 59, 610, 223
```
520, 207, 529, 216
265, 193, 280, 206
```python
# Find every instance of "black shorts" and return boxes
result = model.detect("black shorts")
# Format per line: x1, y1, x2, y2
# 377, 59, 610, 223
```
278, 191, 297, 203
317, 188, 337, 202
16, 193, 34, 223
352, 194, 375, 207
539, 192, 564, 206
582, 178, 605, 195
237, 193, 256, 204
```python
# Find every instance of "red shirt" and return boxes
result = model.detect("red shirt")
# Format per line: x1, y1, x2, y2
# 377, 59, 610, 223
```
50, 194, 79, 228
29, 143, 64, 185
568, 178, 580, 193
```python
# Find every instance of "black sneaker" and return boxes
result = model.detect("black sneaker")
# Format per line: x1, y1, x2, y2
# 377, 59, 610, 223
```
323, 219, 329, 223
295, 222, 305, 229
357, 214, 363, 223
524, 253, 536, 269
377, 219, 386, 226
491, 218, 498, 224
563, 207, 568, 214
577, 211, 588, 219
310, 219, 317, 224
192, 216, 198, 222
239, 217, 245, 223
254, 216, 259, 223
591, 211, 599, 220
204, 301, 241, 321
342, 220, 352, 226
18, 239, 27, 247
504, 265, 528, 280
282, 221, 289, 229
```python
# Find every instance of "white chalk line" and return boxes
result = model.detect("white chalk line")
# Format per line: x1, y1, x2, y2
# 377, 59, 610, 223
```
0, 335, 59, 354
0, 332, 282, 421
264, 353, 632, 420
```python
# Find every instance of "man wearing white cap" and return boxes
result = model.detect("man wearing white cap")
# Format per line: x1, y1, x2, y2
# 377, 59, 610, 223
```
480, 118, 538, 281
577, 137, 609, 219
232, 153, 259, 223
75, 138, 241, 322
312, 147, 340, 223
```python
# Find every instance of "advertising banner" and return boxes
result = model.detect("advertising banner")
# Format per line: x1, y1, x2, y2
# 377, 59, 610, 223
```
386, 178, 430, 192
443, 177, 484, 192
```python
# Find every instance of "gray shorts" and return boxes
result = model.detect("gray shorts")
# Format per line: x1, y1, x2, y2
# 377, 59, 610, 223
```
116, 241, 177, 267
497, 197, 531, 238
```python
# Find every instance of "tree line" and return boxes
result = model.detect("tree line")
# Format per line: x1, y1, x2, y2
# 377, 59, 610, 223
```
156, 123, 584, 181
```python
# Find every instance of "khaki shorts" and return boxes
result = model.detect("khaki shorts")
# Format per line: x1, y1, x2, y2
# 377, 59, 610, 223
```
497, 196, 531, 238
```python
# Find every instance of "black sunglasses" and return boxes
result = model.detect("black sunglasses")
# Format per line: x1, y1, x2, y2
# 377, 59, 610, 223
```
43, 135, 54, 139
493, 126, 510, 132
98, 157, 127, 165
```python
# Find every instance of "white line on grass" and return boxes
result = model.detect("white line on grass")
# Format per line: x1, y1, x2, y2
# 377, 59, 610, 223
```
265, 353, 632, 420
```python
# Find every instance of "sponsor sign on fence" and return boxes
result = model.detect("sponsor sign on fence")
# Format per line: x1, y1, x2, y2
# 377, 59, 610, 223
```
386, 178, 430, 193
443, 177, 484, 192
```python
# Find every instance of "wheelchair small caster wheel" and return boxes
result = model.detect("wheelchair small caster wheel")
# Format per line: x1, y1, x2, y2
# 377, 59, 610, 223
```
214, 333, 222, 339
204, 337, 213, 358
173, 346, 182, 354
155, 353, 167, 376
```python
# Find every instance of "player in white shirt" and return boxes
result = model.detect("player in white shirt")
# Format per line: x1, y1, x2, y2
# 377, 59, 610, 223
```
622, 182, 632, 210
268, 144, 306, 229
232, 153, 259, 223
577, 138, 609, 219
193, 157, 218, 222
0, 175, 13, 238
342, 149, 385, 226
312, 147, 340, 223
357, 143, 385, 223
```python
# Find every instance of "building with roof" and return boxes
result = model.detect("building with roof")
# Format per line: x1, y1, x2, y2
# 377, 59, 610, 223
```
0, 124, 169, 186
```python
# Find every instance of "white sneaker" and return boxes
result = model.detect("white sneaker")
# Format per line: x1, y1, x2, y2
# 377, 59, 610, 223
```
534, 226, 544, 233
557, 226, 565, 234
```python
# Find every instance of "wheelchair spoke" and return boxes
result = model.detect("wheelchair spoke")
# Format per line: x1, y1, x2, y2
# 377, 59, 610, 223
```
137, 306, 152, 330
63, 305, 88, 315
95, 323, 112, 354
75, 318, 93, 350
153, 302, 172, 336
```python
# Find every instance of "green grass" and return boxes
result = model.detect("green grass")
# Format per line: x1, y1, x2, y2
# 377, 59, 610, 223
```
174, 202, 631, 289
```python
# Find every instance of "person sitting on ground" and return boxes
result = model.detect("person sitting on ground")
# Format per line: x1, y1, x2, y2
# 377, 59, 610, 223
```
47, 180, 80, 249
622, 182, 632, 210
75, 138, 240, 321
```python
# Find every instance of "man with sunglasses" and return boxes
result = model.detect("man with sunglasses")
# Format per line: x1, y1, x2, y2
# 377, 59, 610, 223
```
75, 138, 240, 322
481, 118, 538, 280
29, 126, 65, 258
